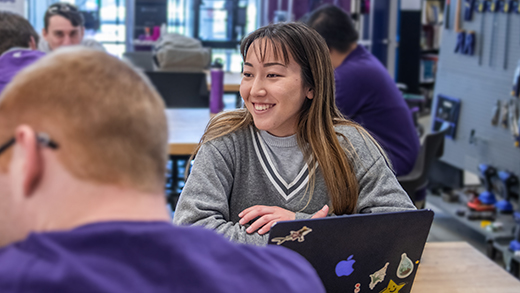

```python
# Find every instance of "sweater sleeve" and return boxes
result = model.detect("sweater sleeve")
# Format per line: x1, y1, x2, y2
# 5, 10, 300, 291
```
173, 140, 268, 246
337, 126, 417, 213
356, 155, 417, 213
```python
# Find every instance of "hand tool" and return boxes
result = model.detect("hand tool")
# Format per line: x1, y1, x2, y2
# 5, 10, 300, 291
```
446, 0, 452, 29
501, 100, 509, 128
465, 0, 477, 20
495, 171, 517, 213
491, 99, 500, 125
478, 164, 498, 205
454, 0, 466, 54
488, 0, 500, 67
463, 31, 476, 54
503, 0, 513, 69
476, 0, 489, 65
509, 99, 519, 136
513, 60, 520, 97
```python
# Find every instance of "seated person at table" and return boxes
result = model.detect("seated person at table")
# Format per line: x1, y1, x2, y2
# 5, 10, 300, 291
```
0, 11, 45, 93
0, 48, 325, 293
173, 22, 415, 246
39, 2, 105, 53
306, 5, 420, 177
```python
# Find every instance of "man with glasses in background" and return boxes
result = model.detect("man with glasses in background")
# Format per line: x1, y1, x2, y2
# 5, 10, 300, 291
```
39, 2, 104, 52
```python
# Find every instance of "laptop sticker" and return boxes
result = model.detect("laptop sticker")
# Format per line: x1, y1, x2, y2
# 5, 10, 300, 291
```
354, 283, 361, 293
335, 254, 356, 277
270, 226, 312, 245
379, 279, 405, 293
369, 262, 389, 290
396, 253, 414, 278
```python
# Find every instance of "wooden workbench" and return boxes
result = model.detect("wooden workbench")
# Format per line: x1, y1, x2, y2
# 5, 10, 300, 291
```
412, 242, 520, 292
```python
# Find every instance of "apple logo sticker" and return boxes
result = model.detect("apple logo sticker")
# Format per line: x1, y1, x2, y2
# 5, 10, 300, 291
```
335, 254, 356, 277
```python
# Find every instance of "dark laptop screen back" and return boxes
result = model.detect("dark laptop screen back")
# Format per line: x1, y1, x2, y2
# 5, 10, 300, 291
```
145, 71, 209, 108
268, 210, 434, 293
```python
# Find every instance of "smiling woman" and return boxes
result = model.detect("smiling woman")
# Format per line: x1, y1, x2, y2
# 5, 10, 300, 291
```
173, 22, 416, 246
241, 39, 312, 137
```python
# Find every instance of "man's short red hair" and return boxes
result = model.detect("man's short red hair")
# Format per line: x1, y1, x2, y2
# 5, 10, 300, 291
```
0, 48, 168, 193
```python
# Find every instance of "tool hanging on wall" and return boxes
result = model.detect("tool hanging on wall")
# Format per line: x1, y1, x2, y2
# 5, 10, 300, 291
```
514, 1, 520, 47
508, 99, 519, 136
513, 60, 520, 97
495, 171, 517, 213
488, 0, 501, 67
501, 100, 509, 128
446, 0, 452, 28
514, 0, 520, 14
508, 99, 520, 148
478, 164, 498, 205
465, 0, 477, 20
491, 100, 501, 125
455, 0, 476, 55
463, 32, 475, 54
502, 0, 513, 69
475, 0, 489, 64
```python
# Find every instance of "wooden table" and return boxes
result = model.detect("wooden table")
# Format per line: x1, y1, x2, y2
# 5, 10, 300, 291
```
412, 242, 520, 292
167, 108, 212, 156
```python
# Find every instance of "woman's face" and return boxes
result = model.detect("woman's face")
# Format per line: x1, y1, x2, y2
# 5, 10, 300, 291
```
240, 40, 313, 137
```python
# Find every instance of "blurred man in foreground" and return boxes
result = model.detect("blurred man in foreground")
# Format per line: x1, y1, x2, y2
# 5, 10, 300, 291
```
0, 48, 324, 293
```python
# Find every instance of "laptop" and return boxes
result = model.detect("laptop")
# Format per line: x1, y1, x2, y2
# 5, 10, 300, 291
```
268, 210, 434, 293
145, 71, 209, 108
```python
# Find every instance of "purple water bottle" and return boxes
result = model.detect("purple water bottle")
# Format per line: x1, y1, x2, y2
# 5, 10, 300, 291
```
210, 58, 224, 114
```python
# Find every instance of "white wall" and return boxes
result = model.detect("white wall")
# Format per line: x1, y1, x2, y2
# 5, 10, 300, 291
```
0, 0, 25, 15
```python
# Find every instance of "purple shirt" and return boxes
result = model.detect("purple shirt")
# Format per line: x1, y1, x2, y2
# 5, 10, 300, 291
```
0, 49, 45, 94
335, 45, 420, 176
0, 221, 324, 293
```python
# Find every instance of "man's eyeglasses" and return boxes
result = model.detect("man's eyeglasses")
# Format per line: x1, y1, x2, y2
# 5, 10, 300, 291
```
47, 3, 79, 14
0, 133, 59, 156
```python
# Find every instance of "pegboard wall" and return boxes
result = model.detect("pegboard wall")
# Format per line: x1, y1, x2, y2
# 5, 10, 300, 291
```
433, 1, 520, 176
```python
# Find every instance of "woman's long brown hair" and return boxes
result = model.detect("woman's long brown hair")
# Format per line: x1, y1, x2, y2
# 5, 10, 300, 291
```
189, 22, 388, 215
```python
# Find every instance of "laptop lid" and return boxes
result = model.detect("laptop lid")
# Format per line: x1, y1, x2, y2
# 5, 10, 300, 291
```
268, 210, 434, 293
145, 71, 209, 108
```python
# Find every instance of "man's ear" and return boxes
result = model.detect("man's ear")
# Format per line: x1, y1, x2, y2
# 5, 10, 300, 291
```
13, 126, 43, 198
42, 28, 48, 39
28, 36, 37, 50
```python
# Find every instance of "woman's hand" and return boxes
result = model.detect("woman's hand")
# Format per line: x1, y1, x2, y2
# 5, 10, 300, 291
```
238, 205, 329, 235
239, 206, 295, 235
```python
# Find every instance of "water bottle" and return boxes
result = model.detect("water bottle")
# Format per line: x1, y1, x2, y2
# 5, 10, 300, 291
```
210, 58, 224, 114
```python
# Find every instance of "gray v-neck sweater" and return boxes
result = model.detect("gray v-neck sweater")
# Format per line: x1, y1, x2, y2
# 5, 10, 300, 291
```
173, 124, 415, 246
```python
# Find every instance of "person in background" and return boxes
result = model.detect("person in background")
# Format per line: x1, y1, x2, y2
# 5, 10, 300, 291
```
305, 5, 420, 179
39, 2, 105, 53
0, 48, 325, 293
173, 22, 415, 246
0, 11, 45, 93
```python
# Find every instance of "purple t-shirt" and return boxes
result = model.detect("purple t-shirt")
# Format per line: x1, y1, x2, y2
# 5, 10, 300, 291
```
0, 49, 45, 94
335, 45, 420, 176
0, 221, 324, 293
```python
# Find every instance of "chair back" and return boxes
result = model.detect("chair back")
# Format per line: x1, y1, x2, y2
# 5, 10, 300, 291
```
144, 71, 209, 108
397, 124, 449, 202
123, 51, 155, 71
